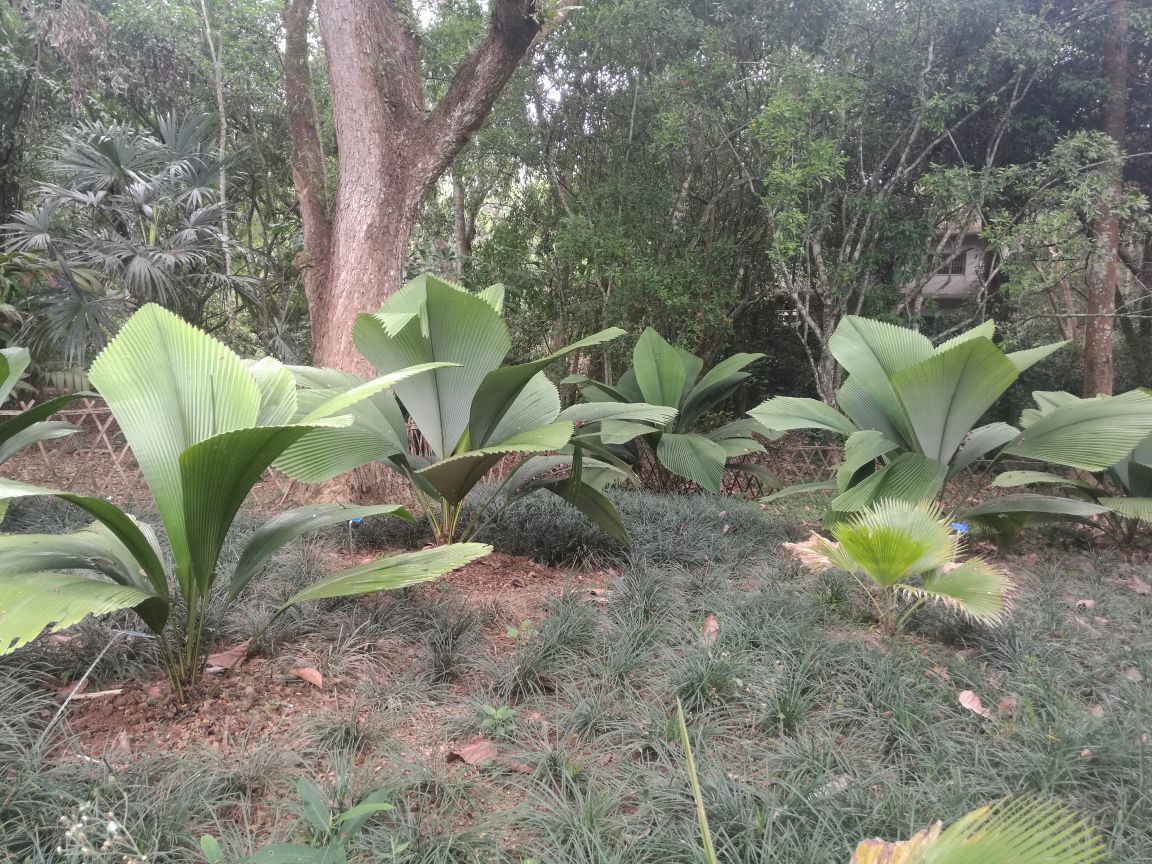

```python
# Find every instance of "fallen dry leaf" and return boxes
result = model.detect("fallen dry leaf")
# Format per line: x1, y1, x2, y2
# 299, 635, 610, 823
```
448, 739, 497, 766
1088, 704, 1105, 717
700, 614, 720, 645
206, 640, 251, 671
926, 665, 951, 683
1123, 668, 1145, 683
290, 667, 323, 689
996, 695, 1018, 717
1075, 598, 1096, 610
958, 690, 991, 718
781, 533, 836, 571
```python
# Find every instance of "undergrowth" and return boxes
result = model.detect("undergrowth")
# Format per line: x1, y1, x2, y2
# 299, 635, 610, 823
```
1, 491, 1150, 861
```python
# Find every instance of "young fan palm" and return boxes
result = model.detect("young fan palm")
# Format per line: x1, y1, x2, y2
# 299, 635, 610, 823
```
784, 499, 1011, 635
564, 327, 772, 493
751, 316, 1152, 529
0, 305, 487, 697
275, 275, 670, 545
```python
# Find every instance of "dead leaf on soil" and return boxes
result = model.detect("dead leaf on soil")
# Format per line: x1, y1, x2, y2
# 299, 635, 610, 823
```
1074, 598, 1096, 610
700, 614, 720, 645
1088, 704, 1105, 717
1123, 668, 1144, 683
206, 640, 251, 671
448, 739, 497, 766
996, 695, 1018, 717
958, 690, 991, 718
290, 667, 323, 689
926, 666, 951, 683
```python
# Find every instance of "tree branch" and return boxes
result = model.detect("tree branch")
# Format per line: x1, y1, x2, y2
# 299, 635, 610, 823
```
420, 0, 577, 183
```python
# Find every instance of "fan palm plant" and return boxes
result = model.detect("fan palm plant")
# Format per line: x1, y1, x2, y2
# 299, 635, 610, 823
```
983, 390, 1152, 542
750, 316, 1152, 528
783, 499, 1011, 635
851, 797, 1105, 864
0, 305, 488, 697
1, 117, 242, 364
275, 275, 673, 545
563, 327, 773, 492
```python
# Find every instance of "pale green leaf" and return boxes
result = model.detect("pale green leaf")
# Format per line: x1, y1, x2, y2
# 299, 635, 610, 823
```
558, 401, 678, 427
278, 544, 492, 609
416, 421, 574, 504
88, 304, 261, 578
0, 572, 154, 654
468, 328, 624, 447
760, 480, 836, 503
597, 419, 658, 445
632, 328, 686, 409
829, 316, 932, 445
905, 560, 1012, 626
837, 430, 900, 493
891, 338, 1019, 463
0, 347, 31, 405
1004, 389, 1152, 470
912, 796, 1105, 864
353, 275, 510, 458
0, 421, 77, 466
1004, 341, 1068, 374
180, 422, 348, 596
830, 499, 957, 586
947, 422, 1020, 478
990, 470, 1098, 491
1098, 497, 1152, 523
830, 453, 948, 512
231, 504, 412, 598
679, 352, 763, 429
656, 432, 728, 491
748, 396, 858, 436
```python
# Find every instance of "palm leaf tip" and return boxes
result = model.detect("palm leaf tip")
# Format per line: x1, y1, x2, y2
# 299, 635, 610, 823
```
904, 558, 1014, 626
781, 532, 839, 571
908, 796, 1106, 864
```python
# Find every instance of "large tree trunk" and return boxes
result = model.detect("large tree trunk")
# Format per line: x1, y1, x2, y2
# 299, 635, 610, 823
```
285, 0, 572, 374
1083, 0, 1127, 396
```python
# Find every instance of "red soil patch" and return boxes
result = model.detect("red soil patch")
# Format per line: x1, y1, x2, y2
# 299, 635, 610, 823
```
63, 552, 609, 760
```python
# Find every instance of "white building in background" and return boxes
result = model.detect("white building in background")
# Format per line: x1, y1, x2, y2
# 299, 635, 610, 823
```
918, 220, 983, 307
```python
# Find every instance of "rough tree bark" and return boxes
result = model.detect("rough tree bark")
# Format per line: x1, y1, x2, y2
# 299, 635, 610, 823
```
283, 0, 574, 375
1083, 0, 1127, 396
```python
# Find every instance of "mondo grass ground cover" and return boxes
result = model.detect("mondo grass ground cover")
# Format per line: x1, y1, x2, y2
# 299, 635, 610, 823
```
0, 490, 1150, 863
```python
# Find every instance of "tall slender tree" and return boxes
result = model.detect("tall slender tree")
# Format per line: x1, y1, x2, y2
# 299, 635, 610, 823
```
1083, 0, 1128, 396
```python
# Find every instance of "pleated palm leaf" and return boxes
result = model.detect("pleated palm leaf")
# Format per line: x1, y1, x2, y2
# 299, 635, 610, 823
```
984, 390, 1152, 542
851, 797, 1105, 864
563, 327, 773, 493
783, 499, 1011, 635
276, 274, 664, 544
0, 305, 488, 697
750, 317, 1152, 528
0, 346, 80, 468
